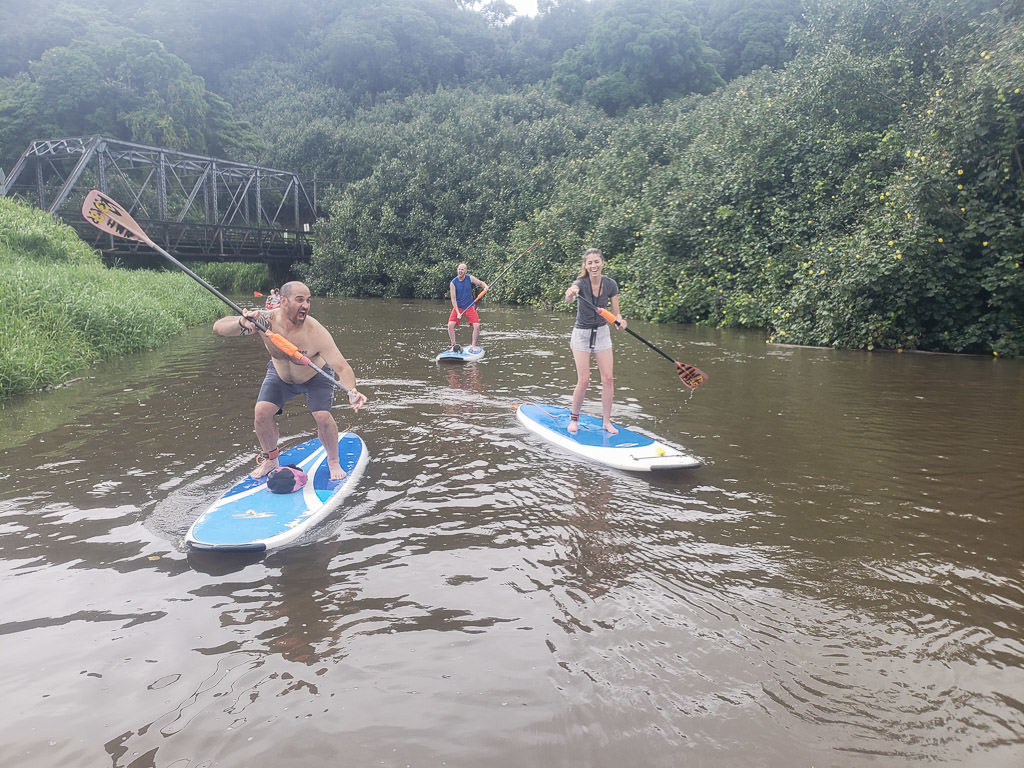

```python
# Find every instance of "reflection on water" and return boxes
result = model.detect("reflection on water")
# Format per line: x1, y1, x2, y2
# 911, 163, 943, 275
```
1, 298, 1022, 767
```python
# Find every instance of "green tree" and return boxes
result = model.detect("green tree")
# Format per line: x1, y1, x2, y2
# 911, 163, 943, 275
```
313, 0, 501, 96
301, 87, 611, 299
694, 0, 802, 80
0, 37, 260, 170
551, 0, 723, 114
0, 0, 79, 78
130, 0, 320, 91
794, 0, 1012, 77
504, 0, 597, 84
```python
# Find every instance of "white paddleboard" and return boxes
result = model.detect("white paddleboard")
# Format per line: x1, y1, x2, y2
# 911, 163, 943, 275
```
436, 346, 485, 362
516, 402, 700, 471
186, 433, 368, 551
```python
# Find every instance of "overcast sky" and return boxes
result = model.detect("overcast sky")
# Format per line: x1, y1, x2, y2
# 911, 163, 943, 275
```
507, 0, 539, 17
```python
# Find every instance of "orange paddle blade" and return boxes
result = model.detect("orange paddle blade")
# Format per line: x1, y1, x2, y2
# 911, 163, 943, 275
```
253, 291, 264, 297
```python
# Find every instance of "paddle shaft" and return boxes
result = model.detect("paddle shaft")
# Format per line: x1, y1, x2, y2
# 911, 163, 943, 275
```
82, 190, 350, 394
84, 190, 251, 317
458, 239, 542, 318
627, 326, 677, 363
573, 292, 673, 359
572, 291, 706, 388
255, 326, 349, 394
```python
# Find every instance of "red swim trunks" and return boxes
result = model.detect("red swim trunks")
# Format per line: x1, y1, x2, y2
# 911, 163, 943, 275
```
448, 306, 480, 326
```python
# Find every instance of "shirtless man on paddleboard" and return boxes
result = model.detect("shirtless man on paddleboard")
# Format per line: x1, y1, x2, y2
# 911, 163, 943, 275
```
214, 281, 367, 480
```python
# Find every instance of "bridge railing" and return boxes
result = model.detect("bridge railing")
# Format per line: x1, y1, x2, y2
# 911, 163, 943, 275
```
68, 218, 311, 263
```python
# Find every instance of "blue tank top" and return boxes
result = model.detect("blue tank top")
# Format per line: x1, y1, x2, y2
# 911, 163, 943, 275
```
452, 275, 474, 308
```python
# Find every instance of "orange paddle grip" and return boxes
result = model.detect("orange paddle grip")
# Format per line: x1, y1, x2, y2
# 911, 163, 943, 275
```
266, 331, 310, 365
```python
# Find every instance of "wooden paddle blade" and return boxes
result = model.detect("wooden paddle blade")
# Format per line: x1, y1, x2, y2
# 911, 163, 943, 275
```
82, 190, 152, 245
675, 361, 707, 389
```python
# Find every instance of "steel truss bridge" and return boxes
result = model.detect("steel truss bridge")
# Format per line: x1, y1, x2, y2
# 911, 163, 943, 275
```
1, 136, 317, 268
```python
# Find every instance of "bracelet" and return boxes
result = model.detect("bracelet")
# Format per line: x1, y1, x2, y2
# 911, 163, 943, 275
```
237, 317, 246, 330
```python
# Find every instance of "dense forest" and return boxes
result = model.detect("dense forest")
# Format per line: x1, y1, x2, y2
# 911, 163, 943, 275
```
1, 0, 1021, 355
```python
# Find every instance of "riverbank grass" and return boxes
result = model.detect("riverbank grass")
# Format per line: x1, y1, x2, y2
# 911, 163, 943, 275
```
0, 197, 223, 398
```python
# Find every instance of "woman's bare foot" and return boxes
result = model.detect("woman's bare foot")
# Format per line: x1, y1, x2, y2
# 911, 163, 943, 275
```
250, 458, 278, 479
603, 421, 618, 435
568, 418, 579, 434
328, 460, 348, 481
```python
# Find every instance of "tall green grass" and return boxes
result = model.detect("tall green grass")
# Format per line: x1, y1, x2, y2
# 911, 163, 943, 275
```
191, 261, 272, 293
0, 197, 224, 398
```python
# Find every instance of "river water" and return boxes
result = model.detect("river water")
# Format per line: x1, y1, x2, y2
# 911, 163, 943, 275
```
1, 298, 1021, 768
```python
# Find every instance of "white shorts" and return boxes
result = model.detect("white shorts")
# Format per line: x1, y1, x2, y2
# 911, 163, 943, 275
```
570, 325, 612, 353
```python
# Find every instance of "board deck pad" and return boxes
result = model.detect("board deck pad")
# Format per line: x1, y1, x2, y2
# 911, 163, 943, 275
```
186, 433, 368, 551
516, 402, 700, 471
436, 346, 484, 362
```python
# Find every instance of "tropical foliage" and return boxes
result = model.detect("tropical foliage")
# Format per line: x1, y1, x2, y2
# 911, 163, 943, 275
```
550, 0, 723, 114
0, 0, 1021, 356
0, 35, 260, 161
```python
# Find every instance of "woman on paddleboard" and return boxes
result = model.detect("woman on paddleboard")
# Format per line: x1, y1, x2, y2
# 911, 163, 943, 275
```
564, 248, 627, 435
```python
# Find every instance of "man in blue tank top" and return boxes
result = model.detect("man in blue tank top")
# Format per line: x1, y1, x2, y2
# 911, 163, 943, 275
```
448, 262, 488, 350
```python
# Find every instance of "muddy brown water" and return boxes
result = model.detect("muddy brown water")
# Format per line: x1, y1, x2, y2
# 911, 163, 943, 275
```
1, 298, 1021, 767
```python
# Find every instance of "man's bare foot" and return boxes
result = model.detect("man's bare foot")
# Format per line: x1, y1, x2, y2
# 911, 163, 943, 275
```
250, 458, 278, 479
603, 422, 619, 435
328, 460, 348, 481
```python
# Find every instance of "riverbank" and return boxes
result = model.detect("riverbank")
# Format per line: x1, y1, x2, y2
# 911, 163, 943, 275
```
0, 197, 223, 399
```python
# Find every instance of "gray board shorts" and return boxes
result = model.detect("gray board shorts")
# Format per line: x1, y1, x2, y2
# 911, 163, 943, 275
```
257, 360, 335, 412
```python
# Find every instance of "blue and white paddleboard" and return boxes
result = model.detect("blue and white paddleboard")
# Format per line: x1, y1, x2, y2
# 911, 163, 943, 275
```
185, 433, 369, 551
516, 403, 700, 471
436, 346, 485, 362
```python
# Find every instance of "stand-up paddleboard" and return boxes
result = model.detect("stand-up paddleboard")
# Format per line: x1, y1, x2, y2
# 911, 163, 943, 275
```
436, 345, 485, 362
516, 403, 700, 471
186, 433, 369, 551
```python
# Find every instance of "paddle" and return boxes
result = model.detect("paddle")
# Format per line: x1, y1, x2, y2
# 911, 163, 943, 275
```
572, 292, 708, 390
457, 239, 542, 319
81, 189, 351, 395
253, 291, 264, 297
